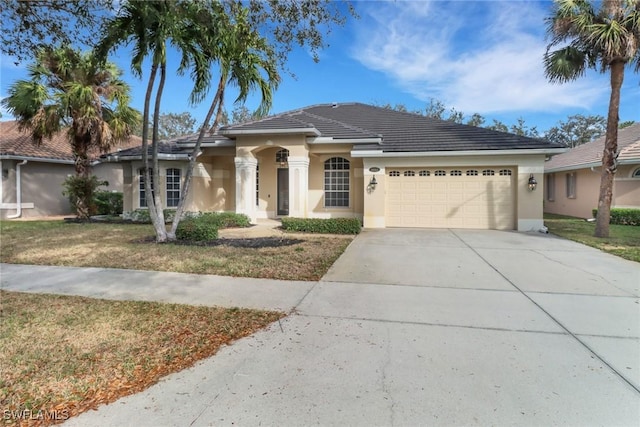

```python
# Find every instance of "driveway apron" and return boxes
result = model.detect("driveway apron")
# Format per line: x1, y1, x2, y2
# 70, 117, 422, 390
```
49, 229, 640, 426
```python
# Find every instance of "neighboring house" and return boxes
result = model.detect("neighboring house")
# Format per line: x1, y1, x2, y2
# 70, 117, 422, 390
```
0, 121, 142, 219
544, 122, 640, 219
104, 103, 565, 231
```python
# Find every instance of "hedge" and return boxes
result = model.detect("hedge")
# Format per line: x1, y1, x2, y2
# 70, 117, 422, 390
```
95, 191, 123, 215
196, 212, 251, 228
592, 208, 640, 226
124, 210, 250, 227
281, 217, 361, 234
175, 215, 219, 242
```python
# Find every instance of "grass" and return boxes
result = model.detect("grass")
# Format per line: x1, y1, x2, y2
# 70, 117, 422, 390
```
0, 221, 352, 281
544, 213, 640, 262
0, 290, 283, 426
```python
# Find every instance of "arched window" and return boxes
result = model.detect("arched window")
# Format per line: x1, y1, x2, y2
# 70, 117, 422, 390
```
389, 171, 400, 177
166, 168, 181, 207
450, 170, 462, 176
466, 170, 478, 176
499, 169, 512, 176
324, 157, 350, 207
482, 169, 495, 176
419, 170, 430, 177
632, 168, 640, 178
434, 170, 446, 176
276, 149, 289, 165
404, 170, 415, 177
138, 168, 154, 208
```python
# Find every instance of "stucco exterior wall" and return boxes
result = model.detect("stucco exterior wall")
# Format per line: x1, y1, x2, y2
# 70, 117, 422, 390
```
544, 164, 640, 219
0, 160, 126, 219
1, 160, 73, 219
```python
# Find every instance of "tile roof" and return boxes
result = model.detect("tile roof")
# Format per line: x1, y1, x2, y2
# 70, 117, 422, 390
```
0, 120, 142, 162
545, 122, 640, 171
222, 102, 564, 152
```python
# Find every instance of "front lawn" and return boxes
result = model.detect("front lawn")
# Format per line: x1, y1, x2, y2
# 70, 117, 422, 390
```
544, 214, 640, 262
0, 221, 352, 281
0, 290, 283, 426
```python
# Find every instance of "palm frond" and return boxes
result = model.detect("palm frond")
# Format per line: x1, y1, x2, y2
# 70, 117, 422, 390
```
544, 45, 589, 83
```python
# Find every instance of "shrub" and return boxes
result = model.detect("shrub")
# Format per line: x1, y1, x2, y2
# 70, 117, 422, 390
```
62, 175, 106, 218
281, 217, 361, 234
94, 191, 123, 215
592, 208, 640, 226
196, 212, 251, 228
175, 216, 219, 242
126, 209, 180, 223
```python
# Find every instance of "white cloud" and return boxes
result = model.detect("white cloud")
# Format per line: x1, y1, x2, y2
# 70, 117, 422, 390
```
350, 0, 608, 115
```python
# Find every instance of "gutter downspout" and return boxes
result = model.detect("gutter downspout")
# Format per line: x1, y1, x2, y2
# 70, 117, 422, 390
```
7, 160, 28, 219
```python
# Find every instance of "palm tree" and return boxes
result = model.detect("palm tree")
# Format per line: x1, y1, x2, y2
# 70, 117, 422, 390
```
97, 0, 212, 242
168, 4, 280, 238
544, 0, 640, 237
1, 47, 139, 218
97, 0, 278, 241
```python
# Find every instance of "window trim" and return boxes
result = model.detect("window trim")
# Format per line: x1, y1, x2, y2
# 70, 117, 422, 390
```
165, 168, 181, 208
324, 157, 350, 208
632, 167, 640, 178
546, 173, 555, 202
138, 167, 154, 208
566, 172, 577, 199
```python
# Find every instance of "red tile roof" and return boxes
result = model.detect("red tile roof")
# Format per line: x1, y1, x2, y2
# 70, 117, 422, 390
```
545, 122, 640, 172
0, 120, 142, 162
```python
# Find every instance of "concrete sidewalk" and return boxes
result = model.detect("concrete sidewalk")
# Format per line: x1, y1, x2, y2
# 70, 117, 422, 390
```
0, 264, 313, 312
2, 228, 639, 426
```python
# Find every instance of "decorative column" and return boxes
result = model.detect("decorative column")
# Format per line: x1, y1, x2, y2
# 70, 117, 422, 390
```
287, 156, 309, 218
234, 156, 258, 223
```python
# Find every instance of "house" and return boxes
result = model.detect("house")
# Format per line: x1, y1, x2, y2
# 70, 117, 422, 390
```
544, 122, 640, 219
0, 121, 142, 219
104, 103, 566, 231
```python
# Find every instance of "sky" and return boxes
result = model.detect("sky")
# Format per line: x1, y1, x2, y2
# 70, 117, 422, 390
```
1, 0, 639, 134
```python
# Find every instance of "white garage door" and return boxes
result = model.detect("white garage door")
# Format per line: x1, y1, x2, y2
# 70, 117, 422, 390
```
386, 167, 515, 229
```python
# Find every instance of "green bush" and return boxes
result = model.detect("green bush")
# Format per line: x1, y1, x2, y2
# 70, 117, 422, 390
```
94, 191, 123, 215
175, 216, 219, 242
62, 175, 106, 218
126, 209, 179, 223
592, 208, 640, 226
196, 212, 251, 228
281, 217, 361, 234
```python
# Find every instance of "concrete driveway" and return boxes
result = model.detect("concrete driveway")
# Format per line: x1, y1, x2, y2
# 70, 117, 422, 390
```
50, 229, 640, 425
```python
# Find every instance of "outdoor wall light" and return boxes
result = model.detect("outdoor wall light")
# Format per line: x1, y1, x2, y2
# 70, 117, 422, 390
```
528, 174, 538, 191
368, 175, 378, 192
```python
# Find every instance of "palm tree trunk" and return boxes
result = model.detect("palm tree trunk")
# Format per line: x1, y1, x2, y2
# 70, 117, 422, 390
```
141, 64, 165, 240
72, 132, 93, 219
149, 62, 167, 242
594, 60, 624, 238
168, 74, 227, 239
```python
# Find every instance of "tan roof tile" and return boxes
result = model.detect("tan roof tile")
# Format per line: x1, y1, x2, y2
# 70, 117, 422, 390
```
545, 122, 640, 171
0, 120, 142, 162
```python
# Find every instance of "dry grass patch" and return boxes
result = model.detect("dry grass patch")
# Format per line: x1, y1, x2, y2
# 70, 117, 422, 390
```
0, 290, 284, 426
0, 221, 352, 280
